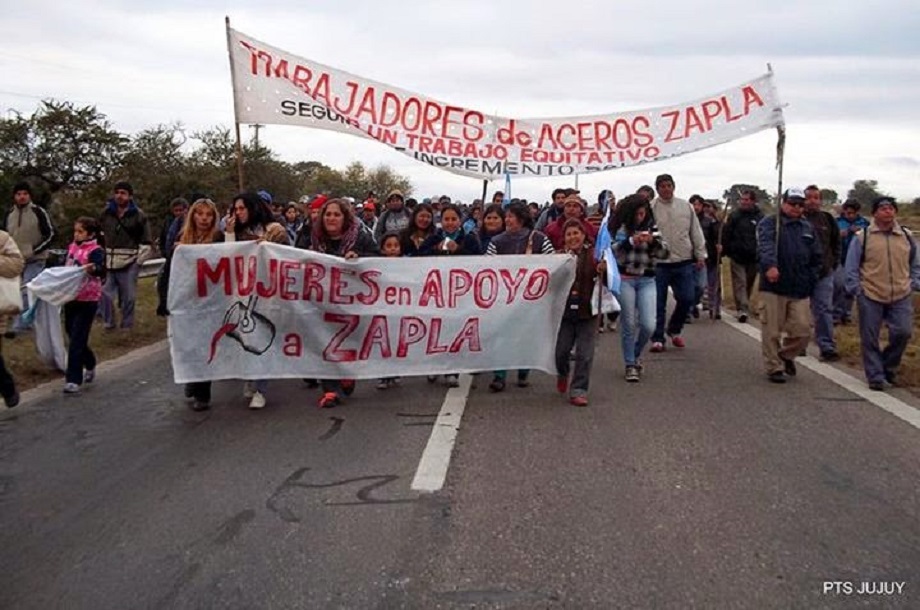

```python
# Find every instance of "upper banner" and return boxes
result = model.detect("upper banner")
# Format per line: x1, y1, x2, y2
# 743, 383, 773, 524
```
167, 242, 576, 383
228, 27, 785, 180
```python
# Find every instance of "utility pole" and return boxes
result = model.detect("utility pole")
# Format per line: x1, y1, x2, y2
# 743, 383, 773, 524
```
249, 123, 265, 148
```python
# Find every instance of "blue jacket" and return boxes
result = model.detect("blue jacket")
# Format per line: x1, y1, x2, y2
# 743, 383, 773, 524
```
756, 214, 823, 298
836, 214, 870, 265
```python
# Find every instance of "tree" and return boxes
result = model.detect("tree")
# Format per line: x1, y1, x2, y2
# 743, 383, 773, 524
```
722, 184, 772, 209
847, 179, 888, 208
819, 188, 838, 204
0, 100, 127, 194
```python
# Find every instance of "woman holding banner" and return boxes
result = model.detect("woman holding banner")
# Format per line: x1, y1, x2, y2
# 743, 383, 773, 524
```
172, 198, 224, 411
309, 198, 379, 409
611, 195, 670, 383
485, 202, 554, 392
225, 192, 290, 409
399, 203, 438, 257
421, 203, 483, 388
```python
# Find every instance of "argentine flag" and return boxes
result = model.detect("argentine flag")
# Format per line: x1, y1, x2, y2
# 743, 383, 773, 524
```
593, 192, 621, 295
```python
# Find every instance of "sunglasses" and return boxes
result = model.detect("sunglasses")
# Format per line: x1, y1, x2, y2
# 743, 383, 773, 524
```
787, 201, 805, 208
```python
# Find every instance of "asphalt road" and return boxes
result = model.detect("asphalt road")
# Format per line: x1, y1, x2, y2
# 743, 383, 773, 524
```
1, 316, 918, 609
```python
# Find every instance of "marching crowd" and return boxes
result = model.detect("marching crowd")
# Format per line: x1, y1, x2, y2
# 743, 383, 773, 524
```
0, 174, 917, 411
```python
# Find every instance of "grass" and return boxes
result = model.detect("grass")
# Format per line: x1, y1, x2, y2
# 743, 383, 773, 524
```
715, 258, 920, 393
2, 277, 166, 392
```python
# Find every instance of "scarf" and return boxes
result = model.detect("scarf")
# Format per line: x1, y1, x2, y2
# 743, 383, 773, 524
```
311, 219, 359, 256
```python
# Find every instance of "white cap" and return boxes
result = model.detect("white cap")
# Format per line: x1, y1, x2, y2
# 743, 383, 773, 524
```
784, 187, 806, 200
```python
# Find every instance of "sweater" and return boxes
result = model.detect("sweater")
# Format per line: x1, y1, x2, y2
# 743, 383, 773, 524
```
650, 196, 706, 264
5, 201, 54, 262
844, 220, 920, 304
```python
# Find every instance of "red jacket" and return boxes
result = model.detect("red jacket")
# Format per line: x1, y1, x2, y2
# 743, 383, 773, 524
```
545, 216, 598, 251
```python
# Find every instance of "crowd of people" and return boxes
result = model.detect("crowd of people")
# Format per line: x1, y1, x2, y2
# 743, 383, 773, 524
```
0, 174, 916, 411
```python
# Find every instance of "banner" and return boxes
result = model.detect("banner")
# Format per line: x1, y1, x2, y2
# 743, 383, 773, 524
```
228, 27, 785, 180
167, 242, 576, 383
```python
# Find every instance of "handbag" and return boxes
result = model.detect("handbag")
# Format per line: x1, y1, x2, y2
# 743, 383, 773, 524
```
0, 275, 22, 315
591, 278, 620, 316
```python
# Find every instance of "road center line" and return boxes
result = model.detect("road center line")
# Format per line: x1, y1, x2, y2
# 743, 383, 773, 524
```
722, 313, 920, 431
411, 373, 472, 492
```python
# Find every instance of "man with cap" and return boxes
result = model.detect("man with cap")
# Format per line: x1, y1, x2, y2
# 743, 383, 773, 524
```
844, 196, 920, 391
360, 200, 378, 234
99, 180, 152, 330
536, 188, 572, 232
649, 174, 706, 351
3, 181, 55, 336
544, 194, 597, 251
756, 187, 823, 383
834, 198, 870, 324
373, 190, 411, 244
803, 185, 842, 361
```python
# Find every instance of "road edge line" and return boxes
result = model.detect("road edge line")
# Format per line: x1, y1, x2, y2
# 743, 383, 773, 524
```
411, 373, 472, 492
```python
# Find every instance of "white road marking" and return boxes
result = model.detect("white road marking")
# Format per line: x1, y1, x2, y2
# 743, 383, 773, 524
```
411, 374, 473, 492
722, 313, 920, 431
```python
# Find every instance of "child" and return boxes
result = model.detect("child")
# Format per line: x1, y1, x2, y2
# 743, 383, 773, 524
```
63, 217, 106, 394
377, 232, 402, 390
555, 219, 605, 406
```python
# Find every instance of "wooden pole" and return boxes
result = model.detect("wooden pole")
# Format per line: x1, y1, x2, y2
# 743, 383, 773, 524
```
226, 16, 245, 192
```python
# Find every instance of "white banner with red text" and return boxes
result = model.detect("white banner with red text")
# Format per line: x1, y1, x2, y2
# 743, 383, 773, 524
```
167, 242, 576, 383
228, 26, 785, 180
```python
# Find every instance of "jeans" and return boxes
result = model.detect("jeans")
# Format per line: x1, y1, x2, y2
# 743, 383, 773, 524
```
102, 263, 140, 329
706, 262, 722, 313
693, 265, 707, 308
555, 316, 597, 397
857, 294, 913, 384
832, 265, 854, 322
11, 260, 45, 332
810, 274, 837, 354
653, 261, 695, 342
64, 301, 98, 385
619, 276, 657, 365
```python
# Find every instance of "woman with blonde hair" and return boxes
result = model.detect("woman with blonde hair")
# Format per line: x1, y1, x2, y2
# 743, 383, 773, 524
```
170, 198, 224, 411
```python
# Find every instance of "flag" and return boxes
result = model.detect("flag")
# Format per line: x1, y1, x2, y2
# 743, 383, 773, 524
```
502, 172, 511, 208
593, 191, 621, 295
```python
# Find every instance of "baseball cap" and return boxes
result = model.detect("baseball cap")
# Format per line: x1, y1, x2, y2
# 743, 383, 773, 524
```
783, 187, 806, 201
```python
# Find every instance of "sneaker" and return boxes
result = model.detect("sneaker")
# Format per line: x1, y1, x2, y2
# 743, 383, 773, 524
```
189, 400, 210, 412
516, 373, 530, 388
670, 335, 685, 348
819, 350, 841, 363
692, 306, 701, 319
489, 377, 505, 393
607, 320, 617, 332
625, 366, 640, 382
556, 376, 568, 393
768, 371, 786, 384
446, 374, 460, 388
3, 391, 19, 408
83, 369, 95, 384
570, 396, 588, 407
635, 360, 644, 374
884, 370, 897, 385
738, 313, 748, 323
63, 382, 81, 394
781, 357, 797, 377
248, 391, 266, 409
868, 380, 885, 391
341, 379, 356, 396
243, 381, 256, 398
597, 325, 605, 334
650, 341, 665, 353
318, 391, 339, 408
376, 379, 390, 390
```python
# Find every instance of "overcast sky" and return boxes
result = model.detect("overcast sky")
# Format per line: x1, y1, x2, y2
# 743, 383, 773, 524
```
2, 0, 918, 204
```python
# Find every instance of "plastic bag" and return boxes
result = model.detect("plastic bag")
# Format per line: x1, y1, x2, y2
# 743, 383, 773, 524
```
591, 279, 621, 316
26, 266, 87, 307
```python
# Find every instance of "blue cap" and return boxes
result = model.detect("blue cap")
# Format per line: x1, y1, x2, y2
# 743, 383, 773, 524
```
257, 190, 273, 204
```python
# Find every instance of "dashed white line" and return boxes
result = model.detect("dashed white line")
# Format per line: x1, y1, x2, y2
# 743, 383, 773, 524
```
411, 373, 473, 492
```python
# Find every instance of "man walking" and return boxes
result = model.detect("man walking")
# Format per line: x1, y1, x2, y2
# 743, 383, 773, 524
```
649, 174, 706, 351
834, 199, 869, 325
844, 196, 920, 391
756, 188, 823, 383
803, 185, 841, 361
3, 182, 54, 336
99, 181, 151, 330
721, 189, 763, 322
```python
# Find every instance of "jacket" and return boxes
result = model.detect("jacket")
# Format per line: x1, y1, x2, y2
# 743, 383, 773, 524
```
544, 216, 598, 251
563, 245, 601, 320
698, 213, 721, 265
486, 229, 554, 256
844, 220, 920, 304
612, 221, 670, 278
721, 206, 763, 264
650, 196, 706, 264
4, 201, 54, 262
804, 209, 840, 277
421, 229, 483, 256
65, 239, 105, 302
100, 200, 152, 269
756, 214, 823, 298
837, 214, 870, 265
0, 231, 24, 332
373, 207, 411, 244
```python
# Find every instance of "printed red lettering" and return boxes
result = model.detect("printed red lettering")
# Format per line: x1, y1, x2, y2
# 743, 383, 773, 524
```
523, 269, 550, 300
473, 269, 498, 308
426, 318, 449, 354
256, 258, 279, 298
396, 317, 426, 357
498, 268, 528, 304
662, 110, 682, 142
741, 85, 765, 115
462, 110, 485, 142
448, 269, 473, 308
291, 64, 313, 97
234, 256, 257, 297
282, 333, 303, 357
354, 86, 378, 124
419, 270, 445, 308
701, 99, 723, 131
449, 318, 482, 353
722, 95, 743, 122
556, 123, 577, 151
421, 101, 443, 136
632, 116, 653, 147
197, 257, 231, 297
329, 267, 355, 305
279, 260, 299, 300
683, 106, 705, 138
302, 263, 325, 301
359, 316, 392, 359
356, 271, 381, 305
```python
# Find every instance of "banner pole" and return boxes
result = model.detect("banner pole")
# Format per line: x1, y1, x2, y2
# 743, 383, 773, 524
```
226, 16, 245, 192
480, 179, 488, 205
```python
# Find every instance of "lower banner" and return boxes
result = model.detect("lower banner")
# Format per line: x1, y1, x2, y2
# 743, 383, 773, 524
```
167, 242, 576, 383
